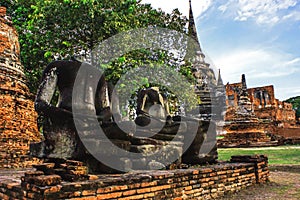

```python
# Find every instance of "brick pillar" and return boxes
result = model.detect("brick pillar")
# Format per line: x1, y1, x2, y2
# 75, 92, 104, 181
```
0, 6, 42, 168
231, 155, 269, 183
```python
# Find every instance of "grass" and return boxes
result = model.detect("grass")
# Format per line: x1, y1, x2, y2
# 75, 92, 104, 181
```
218, 145, 300, 165
218, 145, 300, 199
219, 171, 300, 200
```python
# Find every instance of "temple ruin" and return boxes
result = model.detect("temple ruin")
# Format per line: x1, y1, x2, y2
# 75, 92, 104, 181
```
0, 7, 42, 168
219, 74, 300, 147
0, 2, 273, 199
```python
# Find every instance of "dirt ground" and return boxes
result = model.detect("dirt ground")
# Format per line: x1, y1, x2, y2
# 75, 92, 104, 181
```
220, 165, 300, 200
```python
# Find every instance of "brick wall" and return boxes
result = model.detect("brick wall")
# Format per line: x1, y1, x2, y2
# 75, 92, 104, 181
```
0, 155, 269, 200
0, 6, 42, 168
225, 82, 242, 107
247, 85, 275, 109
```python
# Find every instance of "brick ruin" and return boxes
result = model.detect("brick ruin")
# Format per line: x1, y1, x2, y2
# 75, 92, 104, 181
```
227, 84, 296, 125
219, 74, 300, 147
247, 85, 296, 125
0, 155, 269, 199
0, 7, 42, 168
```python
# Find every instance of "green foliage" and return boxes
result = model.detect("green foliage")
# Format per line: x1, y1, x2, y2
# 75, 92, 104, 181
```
2, 0, 200, 116
2, 0, 190, 94
284, 96, 300, 118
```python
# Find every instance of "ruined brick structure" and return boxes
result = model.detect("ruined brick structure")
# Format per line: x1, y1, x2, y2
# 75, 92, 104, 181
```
227, 83, 296, 125
0, 7, 42, 168
0, 155, 269, 199
220, 74, 300, 146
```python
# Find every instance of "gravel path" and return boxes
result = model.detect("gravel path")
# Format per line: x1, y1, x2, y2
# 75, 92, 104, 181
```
220, 167, 300, 200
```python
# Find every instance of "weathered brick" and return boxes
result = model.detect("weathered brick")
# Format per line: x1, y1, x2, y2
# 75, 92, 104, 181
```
43, 185, 62, 195
96, 187, 111, 194
110, 185, 128, 192
199, 168, 213, 173
232, 173, 240, 177
72, 197, 97, 200
128, 183, 141, 189
140, 181, 157, 188
217, 171, 227, 175
122, 189, 137, 196
201, 183, 209, 188
150, 185, 171, 192
82, 190, 96, 196
184, 186, 193, 191
143, 192, 155, 198
32, 175, 61, 186
119, 194, 144, 200
136, 187, 151, 194
96, 192, 122, 199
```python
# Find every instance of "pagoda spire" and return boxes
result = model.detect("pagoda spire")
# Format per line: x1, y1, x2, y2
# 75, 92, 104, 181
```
238, 74, 252, 112
217, 69, 223, 86
241, 74, 247, 90
188, 0, 199, 46
187, 0, 206, 65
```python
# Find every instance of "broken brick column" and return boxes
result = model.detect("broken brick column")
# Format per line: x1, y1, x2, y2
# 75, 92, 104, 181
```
0, 6, 42, 168
231, 155, 270, 183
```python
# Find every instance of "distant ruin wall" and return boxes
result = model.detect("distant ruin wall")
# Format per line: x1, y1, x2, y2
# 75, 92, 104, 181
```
225, 79, 297, 129
0, 6, 42, 168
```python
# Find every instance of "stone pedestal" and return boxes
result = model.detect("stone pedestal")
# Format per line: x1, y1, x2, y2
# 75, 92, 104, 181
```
182, 120, 217, 164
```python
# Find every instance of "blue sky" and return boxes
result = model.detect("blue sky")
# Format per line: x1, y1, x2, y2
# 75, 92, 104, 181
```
141, 0, 300, 100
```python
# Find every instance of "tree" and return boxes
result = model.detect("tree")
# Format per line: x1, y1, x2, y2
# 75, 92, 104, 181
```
2, 0, 190, 93
2, 0, 200, 118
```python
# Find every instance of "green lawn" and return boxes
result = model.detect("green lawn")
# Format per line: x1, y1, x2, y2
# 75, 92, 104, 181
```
218, 145, 300, 165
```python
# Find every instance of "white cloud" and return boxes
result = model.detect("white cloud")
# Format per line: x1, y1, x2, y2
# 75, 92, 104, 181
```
283, 11, 300, 21
218, 0, 298, 25
212, 48, 300, 83
218, 5, 227, 13
210, 48, 300, 100
195, 0, 212, 16
286, 57, 300, 65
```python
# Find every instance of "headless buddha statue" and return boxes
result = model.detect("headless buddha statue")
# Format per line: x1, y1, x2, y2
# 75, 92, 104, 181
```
135, 87, 172, 126
31, 59, 115, 159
